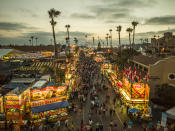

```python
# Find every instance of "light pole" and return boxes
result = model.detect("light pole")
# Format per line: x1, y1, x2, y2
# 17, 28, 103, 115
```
92, 37, 95, 49
109, 29, 113, 48
106, 33, 109, 48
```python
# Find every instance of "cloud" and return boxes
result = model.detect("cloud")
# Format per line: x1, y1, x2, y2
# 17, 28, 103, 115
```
136, 28, 175, 38
0, 22, 38, 31
71, 0, 156, 23
117, 0, 155, 7
112, 13, 128, 18
105, 20, 117, 24
145, 15, 175, 25
70, 13, 95, 19
18, 8, 39, 18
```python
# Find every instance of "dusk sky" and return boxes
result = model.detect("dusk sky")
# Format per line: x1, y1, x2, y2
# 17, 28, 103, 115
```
0, 0, 175, 46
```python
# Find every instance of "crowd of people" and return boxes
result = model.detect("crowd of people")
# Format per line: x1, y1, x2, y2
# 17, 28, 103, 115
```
64, 51, 123, 131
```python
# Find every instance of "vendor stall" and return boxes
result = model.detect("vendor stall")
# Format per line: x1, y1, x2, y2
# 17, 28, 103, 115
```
30, 85, 69, 123
119, 77, 150, 115
4, 86, 30, 125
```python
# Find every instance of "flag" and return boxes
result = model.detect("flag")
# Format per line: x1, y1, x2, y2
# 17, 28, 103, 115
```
123, 67, 126, 76
126, 68, 129, 77
138, 72, 141, 82
134, 66, 136, 72
146, 73, 149, 82
129, 69, 132, 78
132, 69, 137, 81
130, 72, 132, 80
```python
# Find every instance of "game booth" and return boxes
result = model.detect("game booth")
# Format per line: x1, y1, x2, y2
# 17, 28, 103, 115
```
30, 85, 69, 124
3, 87, 30, 127
119, 77, 150, 119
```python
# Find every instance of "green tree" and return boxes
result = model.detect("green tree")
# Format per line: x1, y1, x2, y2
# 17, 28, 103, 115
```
30, 36, 34, 46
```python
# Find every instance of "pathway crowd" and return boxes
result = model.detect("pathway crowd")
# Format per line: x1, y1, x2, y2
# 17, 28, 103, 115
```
61, 51, 125, 131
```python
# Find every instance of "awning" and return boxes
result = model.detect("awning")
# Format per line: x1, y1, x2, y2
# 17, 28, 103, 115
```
31, 101, 69, 113
166, 106, 175, 120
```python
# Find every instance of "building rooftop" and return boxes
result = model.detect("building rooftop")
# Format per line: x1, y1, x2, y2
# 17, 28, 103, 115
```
1, 83, 29, 90
133, 55, 161, 66
31, 80, 47, 89
0, 49, 22, 58
0, 49, 13, 58
11, 78, 35, 84
7, 86, 28, 95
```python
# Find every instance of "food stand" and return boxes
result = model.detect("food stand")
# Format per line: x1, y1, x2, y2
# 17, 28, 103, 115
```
30, 85, 69, 124
4, 87, 30, 126
119, 77, 150, 115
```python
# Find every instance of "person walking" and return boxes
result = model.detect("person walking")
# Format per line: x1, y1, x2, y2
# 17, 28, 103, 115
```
70, 122, 75, 130
110, 108, 113, 116
99, 122, 103, 131
81, 120, 85, 131
9, 120, 13, 131
95, 122, 100, 131
65, 119, 68, 127
39, 123, 43, 131
112, 123, 118, 131
110, 120, 114, 128
89, 119, 93, 126
123, 120, 127, 129
103, 107, 106, 116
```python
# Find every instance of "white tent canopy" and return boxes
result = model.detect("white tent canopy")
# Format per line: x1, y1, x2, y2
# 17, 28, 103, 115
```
166, 106, 175, 120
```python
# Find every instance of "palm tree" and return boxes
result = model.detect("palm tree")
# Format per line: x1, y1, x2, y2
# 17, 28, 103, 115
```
140, 38, 143, 44
74, 37, 78, 45
29, 39, 31, 46
109, 29, 113, 48
48, 8, 61, 58
65, 25, 70, 45
35, 37, 38, 46
126, 27, 133, 51
145, 38, 149, 50
85, 35, 88, 47
131, 21, 139, 50
31, 36, 34, 46
106, 33, 109, 47
116, 25, 122, 56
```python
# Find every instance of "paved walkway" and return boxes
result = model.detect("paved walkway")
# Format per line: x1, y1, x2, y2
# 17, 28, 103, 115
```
58, 72, 145, 131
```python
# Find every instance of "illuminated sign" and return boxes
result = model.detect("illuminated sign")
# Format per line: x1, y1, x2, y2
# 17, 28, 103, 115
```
132, 83, 145, 99
123, 77, 131, 91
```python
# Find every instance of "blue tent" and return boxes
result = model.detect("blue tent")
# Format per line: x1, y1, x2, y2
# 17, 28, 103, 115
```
128, 108, 140, 113
32, 101, 69, 113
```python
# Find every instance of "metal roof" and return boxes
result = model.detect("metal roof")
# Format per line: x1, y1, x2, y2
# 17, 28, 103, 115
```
31, 80, 47, 89
0, 49, 13, 58
133, 55, 161, 66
